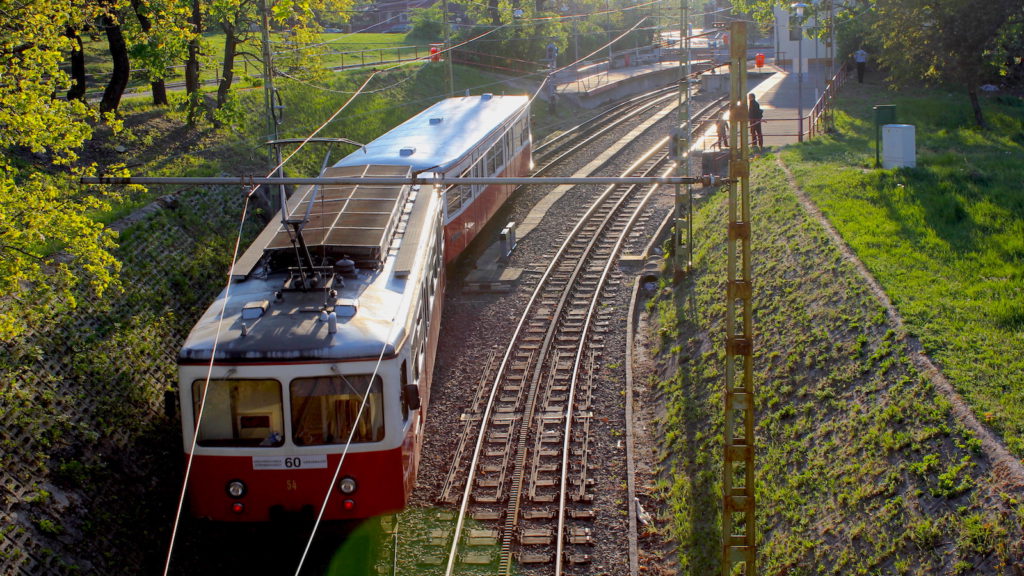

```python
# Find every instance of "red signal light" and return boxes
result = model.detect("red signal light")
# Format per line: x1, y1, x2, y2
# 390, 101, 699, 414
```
342, 499, 356, 511
231, 502, 245, 514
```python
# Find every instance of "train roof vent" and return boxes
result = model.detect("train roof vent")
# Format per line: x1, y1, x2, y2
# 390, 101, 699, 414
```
429, 117, 444, 125
400, 146, 416, 157
481, 93, 493, 101
335, 298, 358, 318
241, 300, 269, 320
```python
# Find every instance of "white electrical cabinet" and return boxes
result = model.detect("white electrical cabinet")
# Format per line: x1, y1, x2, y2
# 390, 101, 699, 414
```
882, 124, 916, 169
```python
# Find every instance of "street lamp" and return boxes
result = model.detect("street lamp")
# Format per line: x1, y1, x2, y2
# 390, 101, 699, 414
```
791, 2, 807, 142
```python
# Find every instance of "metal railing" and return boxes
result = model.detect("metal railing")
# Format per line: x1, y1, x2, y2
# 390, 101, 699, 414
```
806, 62, 849, 140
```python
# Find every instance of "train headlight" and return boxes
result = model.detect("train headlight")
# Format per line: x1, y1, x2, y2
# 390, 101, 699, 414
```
338, 477, 358, 495
226, 480, 247, 498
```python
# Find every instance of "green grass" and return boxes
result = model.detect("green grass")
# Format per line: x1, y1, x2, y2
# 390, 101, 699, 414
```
652, 153, 1022, 574
78, 32, 427, 97
779, 82, 1024, 455
652, 81, 1024, 574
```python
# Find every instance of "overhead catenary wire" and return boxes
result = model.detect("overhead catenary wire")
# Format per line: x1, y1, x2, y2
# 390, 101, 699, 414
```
161, 185, 256, 576
149, 8, 710, 572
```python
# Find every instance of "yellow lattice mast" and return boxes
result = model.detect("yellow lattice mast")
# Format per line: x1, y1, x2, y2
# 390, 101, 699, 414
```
722, 19, 756, 576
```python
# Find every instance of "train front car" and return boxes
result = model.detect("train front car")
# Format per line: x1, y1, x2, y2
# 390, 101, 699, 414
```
177, 164, 445, 522
333, 93, 532, 263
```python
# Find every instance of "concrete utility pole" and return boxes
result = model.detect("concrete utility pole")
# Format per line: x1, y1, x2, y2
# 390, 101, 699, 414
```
259, 0, 286, 208
672, 0, 693, 280
443, 0, 454, 96
259, 0, 280, 144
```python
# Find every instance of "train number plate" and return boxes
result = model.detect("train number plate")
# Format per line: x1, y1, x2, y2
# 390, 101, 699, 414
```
252, 455, 328, 470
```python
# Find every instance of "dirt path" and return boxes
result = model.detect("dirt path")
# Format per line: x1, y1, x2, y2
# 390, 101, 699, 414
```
776, 155, 1024, 491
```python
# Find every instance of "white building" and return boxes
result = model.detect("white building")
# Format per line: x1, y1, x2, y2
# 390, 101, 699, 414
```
772, 5, 831, 75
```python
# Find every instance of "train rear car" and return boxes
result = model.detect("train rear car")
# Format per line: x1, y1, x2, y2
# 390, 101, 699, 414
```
333, 93, 531, 262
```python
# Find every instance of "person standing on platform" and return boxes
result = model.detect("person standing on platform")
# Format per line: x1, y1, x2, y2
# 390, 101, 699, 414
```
854, 47, 868, 83
748, 93, 764, 149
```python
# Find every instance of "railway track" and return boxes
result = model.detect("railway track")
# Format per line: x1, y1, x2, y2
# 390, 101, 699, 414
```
437, 138, 674, 576
379, 88, 730, 576
532, 60, 719, 175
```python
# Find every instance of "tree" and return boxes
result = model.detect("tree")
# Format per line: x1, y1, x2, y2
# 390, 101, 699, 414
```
211, 0, 259, 110
729, 0, 1024, 128
1, 0, 125, 341
99, 1, 133, 114
184, 0, 204, 124
130, 0, 193, 106
871, 0, 1023, 127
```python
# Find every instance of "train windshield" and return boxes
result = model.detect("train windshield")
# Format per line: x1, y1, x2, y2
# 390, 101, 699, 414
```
291, 375, 385, 445
192, 379, 284, 447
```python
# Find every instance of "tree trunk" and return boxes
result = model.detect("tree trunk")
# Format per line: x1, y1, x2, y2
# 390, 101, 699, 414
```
968, 86, 986, 129
130, 0, 168, 106
217, 21, 238, 109
64, 26, 87, 102
150, 81, 168, 106
488, 0, 500, 26
184, 0, 202, 124
99, 11, 130, 114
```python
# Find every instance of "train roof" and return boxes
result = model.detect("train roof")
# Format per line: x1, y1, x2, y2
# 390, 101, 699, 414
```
179, 165, 439, 364
333, 94, 529, 173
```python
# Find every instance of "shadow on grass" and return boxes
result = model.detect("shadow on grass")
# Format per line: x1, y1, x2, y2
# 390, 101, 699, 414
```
672, 281, 722, 576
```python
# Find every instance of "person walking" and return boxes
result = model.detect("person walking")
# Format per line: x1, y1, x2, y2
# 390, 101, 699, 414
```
716, 114, 729, 149
854, 47, 868, 83
748, 93, 764, 149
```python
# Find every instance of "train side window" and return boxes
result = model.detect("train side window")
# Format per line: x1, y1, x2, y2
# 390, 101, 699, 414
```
428, 245, 437, 296
448, 174, 466, 215
471, 159, 483, 198
291, 375, 385, 445
192, 379, 284, 447
486, 143, 504, 174
520, 116, 531, 147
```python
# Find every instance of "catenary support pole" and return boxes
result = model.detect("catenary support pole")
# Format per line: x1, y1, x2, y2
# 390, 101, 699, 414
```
723, 19, 756, 576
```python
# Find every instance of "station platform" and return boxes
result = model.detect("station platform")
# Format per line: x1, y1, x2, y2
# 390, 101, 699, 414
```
465, 57, 841, 290
552, 57, 838, 150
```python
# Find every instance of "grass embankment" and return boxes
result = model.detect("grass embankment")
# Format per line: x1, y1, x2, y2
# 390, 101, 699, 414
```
0, 64, 540, 574
650, 86, 1024, 574
782, 83, 1024, 455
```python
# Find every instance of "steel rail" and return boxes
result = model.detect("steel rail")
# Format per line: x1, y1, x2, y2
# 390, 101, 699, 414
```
554, 148, 672, 576
439, 91, 734, 575
502, 147, 669, 573
533, 86, 676, 158
442, 159, 626, 576
438, 90, 693, 574
444, 137, 672, 575
441, 139, 667, 576
532, 90, 678, 176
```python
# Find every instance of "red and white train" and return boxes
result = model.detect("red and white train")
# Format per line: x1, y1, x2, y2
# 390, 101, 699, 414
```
177, 94, 532, 522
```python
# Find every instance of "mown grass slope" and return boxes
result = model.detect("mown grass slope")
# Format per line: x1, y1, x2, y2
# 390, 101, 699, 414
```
650, 142, 1023, 573
781, 83, 1024, 456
